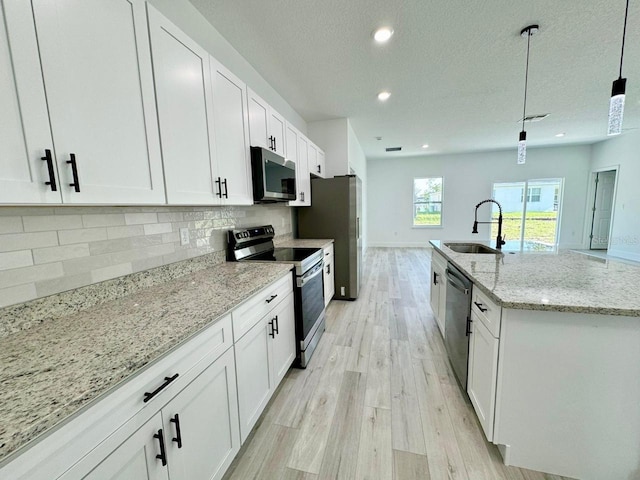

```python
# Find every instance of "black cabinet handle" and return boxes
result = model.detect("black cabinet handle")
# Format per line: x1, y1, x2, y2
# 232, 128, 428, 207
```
170, 413, 183, 448
214, 177, 222, 198
266, 294, 277, 303
466, 316, 473, 336
317, 165, 321, 174
300, 191, 304, 202
41, 149, 58, 192
273, 315, 279, 335
143, 373, 179, 403
66, 153, 80, 192
222, 178, 228, 198
268, 136, 275, 150
268, 319, 275, 338
327, 264, 331, 274
433, 271, 438, 285
273, 137, 277, 151
154, 429, 168, 466
474, 301, 488, 313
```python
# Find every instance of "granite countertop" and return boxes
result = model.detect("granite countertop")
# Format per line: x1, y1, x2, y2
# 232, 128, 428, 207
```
275, 238, 334, 249
430, 240, 640, 317
0, 261, 293, 463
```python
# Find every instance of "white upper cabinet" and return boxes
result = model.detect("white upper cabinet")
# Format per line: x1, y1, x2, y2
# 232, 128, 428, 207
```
31, 0, 165, 204
0, 3, 61, 204
148, 5, 218, 205
247, 88, 286, 157
287, 125, 311, 206
210, 59, 253, 205
308, 142, 318, 178
317, 149, 326, 178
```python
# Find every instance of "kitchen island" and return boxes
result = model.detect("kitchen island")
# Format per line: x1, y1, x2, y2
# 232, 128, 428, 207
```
430, 241, 640, 480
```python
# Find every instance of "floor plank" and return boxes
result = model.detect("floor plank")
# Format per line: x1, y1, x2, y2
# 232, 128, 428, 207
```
287, 345, 350, 474
364, 325, 391, 409
393, 449, 431, 480
317, 371, 366, 480
355, 406, 394, 480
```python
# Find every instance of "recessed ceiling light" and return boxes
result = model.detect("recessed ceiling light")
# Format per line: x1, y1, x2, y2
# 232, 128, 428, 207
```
378, 91, 391, 101
422, 144, 429, 149
555, 133, 566, 137
373, 27, 394, 43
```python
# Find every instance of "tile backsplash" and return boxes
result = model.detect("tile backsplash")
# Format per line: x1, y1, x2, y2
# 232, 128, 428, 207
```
0, 204, 293, 308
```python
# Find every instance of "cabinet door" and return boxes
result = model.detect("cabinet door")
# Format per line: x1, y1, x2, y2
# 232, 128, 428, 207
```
235, 318, 273, 442
297, 135, 311, 206
83, 413, 169, 480
0, 3, 61, 204
317, 150, 326, 178
210, 59, 253, 206
269, 109, 286, 157
467, 313, 499, 442
32, 0, 164, 204
323, 246, 334, 307
437, 266, 447, 336
247, 88, 269, 150
148, 6, 219, 205
163, 348, 240, 480
270, 294, 296, 386
308, 143, 318, 177
429, 264, 440, 324
285, 123, 299, 164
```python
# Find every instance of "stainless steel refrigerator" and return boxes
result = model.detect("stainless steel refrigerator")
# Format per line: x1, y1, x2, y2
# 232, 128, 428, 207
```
297, 175, 362, 300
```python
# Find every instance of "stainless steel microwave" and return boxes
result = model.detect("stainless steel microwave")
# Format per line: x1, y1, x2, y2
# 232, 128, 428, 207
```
250, 146, 296, 202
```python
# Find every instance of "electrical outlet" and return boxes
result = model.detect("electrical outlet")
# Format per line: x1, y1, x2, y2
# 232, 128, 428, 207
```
179, 228, 190, 246
340, 286, 345, 296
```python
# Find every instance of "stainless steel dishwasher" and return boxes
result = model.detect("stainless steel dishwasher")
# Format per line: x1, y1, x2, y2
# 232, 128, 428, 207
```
444, 262, 472, 389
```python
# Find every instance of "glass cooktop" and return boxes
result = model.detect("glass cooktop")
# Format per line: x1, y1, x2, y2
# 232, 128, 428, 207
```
249, 247, 320, 262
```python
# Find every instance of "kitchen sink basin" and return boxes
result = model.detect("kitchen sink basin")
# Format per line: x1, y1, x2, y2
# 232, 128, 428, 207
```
444, 243, 502, 254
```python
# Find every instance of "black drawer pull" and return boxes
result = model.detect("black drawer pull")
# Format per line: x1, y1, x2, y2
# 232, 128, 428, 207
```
273, 315, 279, 334
222, 178, 228, 198
154, 429, 167, 466
466, 316, 473, 336
170, 413, 183, 448
327, 264, 331, 275
474, 301, 488, 313
41, 149, 57, 191
433, 271, 439, 285
266, 294, 278, 303
215, 177, 222, 198
143, 373, 179, 403
66, 153, 80, 192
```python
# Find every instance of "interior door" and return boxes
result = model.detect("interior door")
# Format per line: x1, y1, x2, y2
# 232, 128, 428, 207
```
590, 171, 616, 250
211, 58, 253, 205
148, 5, 218, 205
32, 0, 164, 204
0, 2, 61, 203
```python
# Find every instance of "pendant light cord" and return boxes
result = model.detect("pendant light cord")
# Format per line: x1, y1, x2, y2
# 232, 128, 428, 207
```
522, 29, 532, 132
619, 0, 630, 79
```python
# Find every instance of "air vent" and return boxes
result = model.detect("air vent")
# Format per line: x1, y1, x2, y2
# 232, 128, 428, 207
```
518, 113, 550, 123
385, 147, 402, 152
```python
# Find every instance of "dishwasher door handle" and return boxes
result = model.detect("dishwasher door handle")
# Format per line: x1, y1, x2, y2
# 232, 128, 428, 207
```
446, 273, 469, 295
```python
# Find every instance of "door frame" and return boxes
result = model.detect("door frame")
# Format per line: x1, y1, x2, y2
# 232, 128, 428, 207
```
583, 165, 619, 250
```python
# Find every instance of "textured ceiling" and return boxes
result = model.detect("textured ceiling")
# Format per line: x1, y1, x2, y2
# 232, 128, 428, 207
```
189, 0, 640, 159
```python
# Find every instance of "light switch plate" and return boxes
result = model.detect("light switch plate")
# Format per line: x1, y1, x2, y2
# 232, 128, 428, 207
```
179, 228, 190, 246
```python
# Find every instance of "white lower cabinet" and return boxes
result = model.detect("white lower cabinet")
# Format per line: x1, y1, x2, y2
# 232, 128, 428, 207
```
467, 310, 499, 441
430, 251, 446, 337
323, 245, 335, 307
235, 291, 295, 442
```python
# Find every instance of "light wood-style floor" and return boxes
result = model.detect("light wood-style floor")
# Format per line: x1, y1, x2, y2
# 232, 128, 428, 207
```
223, 248, 573, 480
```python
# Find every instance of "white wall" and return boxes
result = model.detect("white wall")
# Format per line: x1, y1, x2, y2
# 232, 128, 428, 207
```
590, 131, 640, 261
367, 145, 592, 249
148, 0, 307, 134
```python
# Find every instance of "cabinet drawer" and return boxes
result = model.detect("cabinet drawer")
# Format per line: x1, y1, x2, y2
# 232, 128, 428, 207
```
2, 314, 233, 480
232, 273, 293, 341
471, 286, 501, 338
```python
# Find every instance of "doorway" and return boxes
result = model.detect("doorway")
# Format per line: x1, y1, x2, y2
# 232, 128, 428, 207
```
589, 170, 617, 250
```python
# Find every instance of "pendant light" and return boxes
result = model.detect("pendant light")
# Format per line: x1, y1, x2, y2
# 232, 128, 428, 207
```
608, 0, 630, 136
517, 25, 538, 165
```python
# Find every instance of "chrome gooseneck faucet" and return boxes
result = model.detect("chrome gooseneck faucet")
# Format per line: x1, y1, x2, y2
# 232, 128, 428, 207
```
472, 199, 506, 250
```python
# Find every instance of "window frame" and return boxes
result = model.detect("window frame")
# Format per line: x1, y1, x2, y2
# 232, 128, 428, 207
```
412, 176, 444, 228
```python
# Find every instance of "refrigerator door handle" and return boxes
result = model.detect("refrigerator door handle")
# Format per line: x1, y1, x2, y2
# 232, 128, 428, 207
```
356, 217, 360, 239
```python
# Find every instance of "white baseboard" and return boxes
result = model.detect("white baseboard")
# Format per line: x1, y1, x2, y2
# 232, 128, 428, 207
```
607, 248, 640, 263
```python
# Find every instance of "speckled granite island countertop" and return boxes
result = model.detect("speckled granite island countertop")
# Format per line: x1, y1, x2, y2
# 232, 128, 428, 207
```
430, 240, 640, 317
275, 238, 334, 249
0, 261, 293, 462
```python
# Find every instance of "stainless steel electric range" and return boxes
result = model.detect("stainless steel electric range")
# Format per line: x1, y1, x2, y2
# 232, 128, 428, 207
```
227, 225, 325, 368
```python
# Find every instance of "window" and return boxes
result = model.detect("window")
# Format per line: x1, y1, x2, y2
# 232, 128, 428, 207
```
413, 177, 443, 226
492, 179, 563, 252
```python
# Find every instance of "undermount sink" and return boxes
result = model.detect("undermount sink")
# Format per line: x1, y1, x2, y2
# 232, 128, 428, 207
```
444, 243, 502, 254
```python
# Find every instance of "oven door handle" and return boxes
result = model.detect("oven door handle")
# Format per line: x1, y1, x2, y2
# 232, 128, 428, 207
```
297, 262, 324, 287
